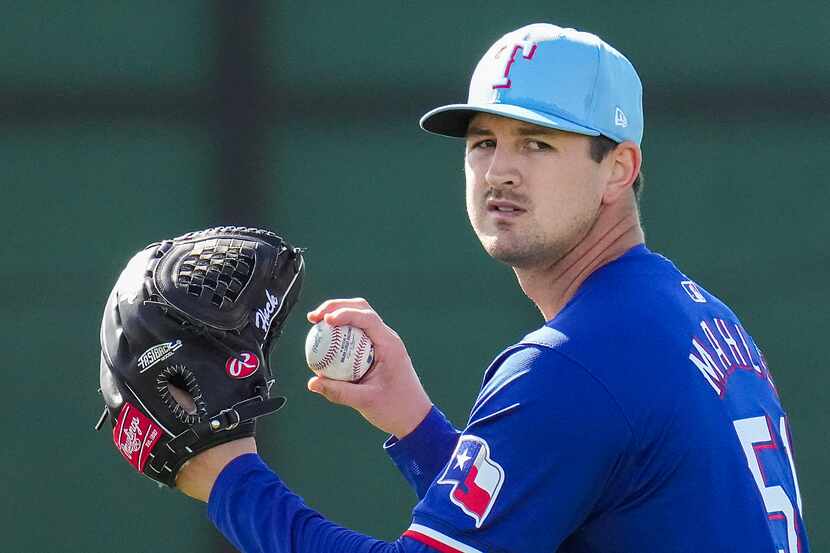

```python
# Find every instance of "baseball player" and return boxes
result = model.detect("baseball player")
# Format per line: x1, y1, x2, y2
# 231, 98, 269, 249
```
176, 23, 810, 552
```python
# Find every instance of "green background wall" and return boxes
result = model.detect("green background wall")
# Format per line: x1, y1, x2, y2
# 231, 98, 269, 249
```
1, 2, 826, 551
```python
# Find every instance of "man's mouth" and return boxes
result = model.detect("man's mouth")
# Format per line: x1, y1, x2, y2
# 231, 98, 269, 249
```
486, 199, 526, 215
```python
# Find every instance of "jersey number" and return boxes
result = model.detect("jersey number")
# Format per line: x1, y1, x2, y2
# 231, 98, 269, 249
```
733, 415, 804, 553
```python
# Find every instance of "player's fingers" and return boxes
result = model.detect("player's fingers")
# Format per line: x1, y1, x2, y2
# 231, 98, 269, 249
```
322, 307, 392, 347
307, 298, 372, 323
307, 375, 370, 408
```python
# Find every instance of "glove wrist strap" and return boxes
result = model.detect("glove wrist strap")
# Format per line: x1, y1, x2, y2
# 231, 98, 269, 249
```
146, 395, 286, 484
208, 395, 287, 433
166, 395, 286, 455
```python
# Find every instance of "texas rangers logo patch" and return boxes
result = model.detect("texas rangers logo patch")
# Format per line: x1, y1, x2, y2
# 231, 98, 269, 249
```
437, 435, 505, 528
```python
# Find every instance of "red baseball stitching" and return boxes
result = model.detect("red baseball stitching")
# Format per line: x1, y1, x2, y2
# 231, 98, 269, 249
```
352, 334, 370, 380
311, 326, 342, 370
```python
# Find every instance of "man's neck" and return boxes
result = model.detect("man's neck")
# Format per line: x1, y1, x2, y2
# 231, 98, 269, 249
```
515, 206, 644, 321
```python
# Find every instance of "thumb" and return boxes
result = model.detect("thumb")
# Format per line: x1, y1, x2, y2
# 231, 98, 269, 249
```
307, 375, 364, 408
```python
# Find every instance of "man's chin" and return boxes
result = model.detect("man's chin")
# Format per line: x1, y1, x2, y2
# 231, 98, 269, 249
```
482, 239, 564, 270
484, 243, 535, 268
477, 230, 548, 268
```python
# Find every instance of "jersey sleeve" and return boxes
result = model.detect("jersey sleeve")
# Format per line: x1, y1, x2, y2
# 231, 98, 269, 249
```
208, 453, 437, 553
403, 346, 634, 553
384, 405, 461, 499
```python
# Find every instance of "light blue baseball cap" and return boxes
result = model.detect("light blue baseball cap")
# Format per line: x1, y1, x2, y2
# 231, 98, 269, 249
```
420, 23, 643, 145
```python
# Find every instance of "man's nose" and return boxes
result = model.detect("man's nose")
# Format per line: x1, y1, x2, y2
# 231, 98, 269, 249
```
484, 146, 521, 188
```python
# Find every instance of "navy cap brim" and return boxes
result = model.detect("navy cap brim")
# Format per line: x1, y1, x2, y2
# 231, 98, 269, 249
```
420, 103, 602, 139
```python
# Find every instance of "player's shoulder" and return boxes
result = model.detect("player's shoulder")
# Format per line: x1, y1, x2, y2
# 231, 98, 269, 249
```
479, 335, 579, 391
568, 244, 733, 312
568, 243, 687, 310
539, 245, 749, 416
503, 247, 703, 414
473, 338, 615, 423
554, 244, 736, 344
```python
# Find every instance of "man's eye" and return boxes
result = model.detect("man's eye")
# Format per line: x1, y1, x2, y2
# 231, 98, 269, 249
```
527, 140, 552, 150
471, 139, 495, 150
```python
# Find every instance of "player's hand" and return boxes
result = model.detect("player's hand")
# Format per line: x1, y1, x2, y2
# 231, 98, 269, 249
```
306, 298, 432, 438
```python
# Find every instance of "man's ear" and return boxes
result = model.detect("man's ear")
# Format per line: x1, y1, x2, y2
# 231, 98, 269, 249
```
602, 141, 641, 204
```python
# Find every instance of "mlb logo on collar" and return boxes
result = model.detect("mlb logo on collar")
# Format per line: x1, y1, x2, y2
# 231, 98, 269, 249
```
437, 435, 505, 528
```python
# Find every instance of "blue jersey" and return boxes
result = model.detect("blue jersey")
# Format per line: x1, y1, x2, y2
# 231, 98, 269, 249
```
209, 245, 809, 553
390, 244, 808, 552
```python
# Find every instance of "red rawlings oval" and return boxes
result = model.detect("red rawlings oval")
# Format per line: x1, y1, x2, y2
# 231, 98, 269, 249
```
225, 352, 260, 379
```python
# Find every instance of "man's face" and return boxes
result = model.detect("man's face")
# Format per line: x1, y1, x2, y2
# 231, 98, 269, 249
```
464, 113, 608, 270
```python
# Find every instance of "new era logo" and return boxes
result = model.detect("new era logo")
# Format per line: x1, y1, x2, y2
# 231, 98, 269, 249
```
614, 107, 628, 128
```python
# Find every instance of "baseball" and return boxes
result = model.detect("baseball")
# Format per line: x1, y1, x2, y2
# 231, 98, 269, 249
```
305, 321, 374, 381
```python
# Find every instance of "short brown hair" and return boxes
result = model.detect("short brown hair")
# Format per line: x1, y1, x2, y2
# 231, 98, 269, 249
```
588, 135, 643, 198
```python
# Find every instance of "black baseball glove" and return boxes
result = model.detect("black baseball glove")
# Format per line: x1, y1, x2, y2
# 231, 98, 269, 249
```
95, 226, 304, 487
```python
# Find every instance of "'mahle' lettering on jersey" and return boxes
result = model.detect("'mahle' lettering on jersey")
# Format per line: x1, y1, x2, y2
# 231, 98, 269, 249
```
689, 318, 773, 397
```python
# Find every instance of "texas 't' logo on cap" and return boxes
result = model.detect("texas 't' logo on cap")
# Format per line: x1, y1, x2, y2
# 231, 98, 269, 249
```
492, 41, 537, 90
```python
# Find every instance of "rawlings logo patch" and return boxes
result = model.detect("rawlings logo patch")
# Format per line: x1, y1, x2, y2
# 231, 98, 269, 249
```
137, 339, 183, 373
255, 289, 280, 333
437, 435, 505, 528
226, 352, 260, 379
113, 402, 162, 473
